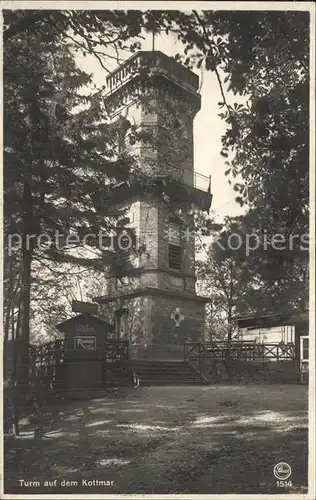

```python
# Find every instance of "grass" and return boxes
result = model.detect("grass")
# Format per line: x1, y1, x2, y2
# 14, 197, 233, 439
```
4, 384, 308, 494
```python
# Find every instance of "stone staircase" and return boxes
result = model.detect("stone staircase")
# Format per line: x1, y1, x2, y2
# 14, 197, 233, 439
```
131, 360, 207, 386
104, 359, 301, 387
104, 360, 207, 387
104, 363, 134, 387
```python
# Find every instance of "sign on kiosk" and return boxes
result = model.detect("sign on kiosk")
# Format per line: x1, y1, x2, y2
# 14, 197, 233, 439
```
74, 336, 97, 351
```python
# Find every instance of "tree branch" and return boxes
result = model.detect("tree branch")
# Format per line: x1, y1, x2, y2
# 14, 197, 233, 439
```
192, 10, 232, 117
62, 32, 112, 74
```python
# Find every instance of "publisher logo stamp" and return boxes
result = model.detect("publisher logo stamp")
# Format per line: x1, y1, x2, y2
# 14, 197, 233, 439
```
273, 462, 292, 480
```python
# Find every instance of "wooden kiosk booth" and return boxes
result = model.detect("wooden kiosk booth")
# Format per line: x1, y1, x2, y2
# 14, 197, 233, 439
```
56, 313, 114, 398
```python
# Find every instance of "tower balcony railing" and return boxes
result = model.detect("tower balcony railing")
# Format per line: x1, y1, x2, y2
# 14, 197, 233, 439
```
106, 51, 199, 95
168, 170, 212, 212
155, 170, 211, 193
108, 172, 211, 194
174, 171, 211, 192
192, 171, 211, 192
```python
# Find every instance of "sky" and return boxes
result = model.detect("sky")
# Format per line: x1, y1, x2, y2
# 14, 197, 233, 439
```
77, 29, 245, 222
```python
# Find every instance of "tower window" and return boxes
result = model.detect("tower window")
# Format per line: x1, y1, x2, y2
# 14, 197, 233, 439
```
168, 221, 181, 245
167, 220, 183, 271
168, 244, 182, 271
112, 117, 131, 154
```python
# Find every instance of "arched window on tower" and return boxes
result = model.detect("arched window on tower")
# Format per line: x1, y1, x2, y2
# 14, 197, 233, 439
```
113, 217, 136, 287
109, 116, 131, 154
174, 116, 189, 139
115, 218, 134, 261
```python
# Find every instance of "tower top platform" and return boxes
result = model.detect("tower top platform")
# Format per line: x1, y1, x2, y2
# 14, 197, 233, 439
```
106, 51, 199, 96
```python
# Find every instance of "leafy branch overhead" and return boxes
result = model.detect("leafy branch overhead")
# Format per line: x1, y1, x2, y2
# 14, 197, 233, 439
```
171, 11, 309, 229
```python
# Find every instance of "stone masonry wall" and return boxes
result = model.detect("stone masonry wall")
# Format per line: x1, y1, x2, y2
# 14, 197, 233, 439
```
123, 292, 205, 359
150, 294, 205, 345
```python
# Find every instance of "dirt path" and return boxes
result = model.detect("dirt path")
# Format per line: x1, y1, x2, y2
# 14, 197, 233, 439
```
4, 385, 308, 495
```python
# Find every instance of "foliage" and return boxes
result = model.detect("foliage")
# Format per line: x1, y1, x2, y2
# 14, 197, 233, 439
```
239, 208, 309, 312
5, 8, 310, 230
3, 10, 152, 392
182, 11, 310, 320
169, 10, 309, 222
196, 214, 257, 340
196, 210, 308, 340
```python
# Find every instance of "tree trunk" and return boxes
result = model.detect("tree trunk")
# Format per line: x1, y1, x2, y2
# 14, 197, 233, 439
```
3, 304, 11, 345
227, 262, 234, 346
4, 300, 22, 436
15, 180, 33, 391
3, 255, 16, 344
13, 228, 32, 435
16, 249, 32, 384
227, 304, 233, 344
226, 265, 234, 379
15, 303, 21, 341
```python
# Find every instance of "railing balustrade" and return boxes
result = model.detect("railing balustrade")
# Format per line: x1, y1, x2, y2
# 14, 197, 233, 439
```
106, 51, 199, 94
184, 341, 295, 365
28, 338, 129, 370
104, 340, 129, 361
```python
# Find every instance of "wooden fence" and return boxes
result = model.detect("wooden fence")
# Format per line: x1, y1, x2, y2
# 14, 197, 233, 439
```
184, 341, 296, 364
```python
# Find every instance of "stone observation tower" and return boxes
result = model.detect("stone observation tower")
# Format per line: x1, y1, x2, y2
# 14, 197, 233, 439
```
94, 51, 212, 359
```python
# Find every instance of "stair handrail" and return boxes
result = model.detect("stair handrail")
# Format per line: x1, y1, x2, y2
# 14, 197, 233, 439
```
184, 341, 200, 361
186, 359, 210, 383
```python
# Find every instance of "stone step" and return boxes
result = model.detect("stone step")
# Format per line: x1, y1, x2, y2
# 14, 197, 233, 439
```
131, 367, 196, 373
104, 360, 206, 386
132, 361, 206, 386
136, 381, 203, 386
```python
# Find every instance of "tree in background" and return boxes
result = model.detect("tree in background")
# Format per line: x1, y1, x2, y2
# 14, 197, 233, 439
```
3, 9, 201, 384
3, 11, 149, 396
196, 210, 308, 342
239, 208, 309, 313
182, 10, 309, 326
196, 214, 259, 341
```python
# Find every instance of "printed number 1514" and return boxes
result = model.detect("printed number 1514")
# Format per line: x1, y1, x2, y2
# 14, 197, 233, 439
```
277, 481, 292, 488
